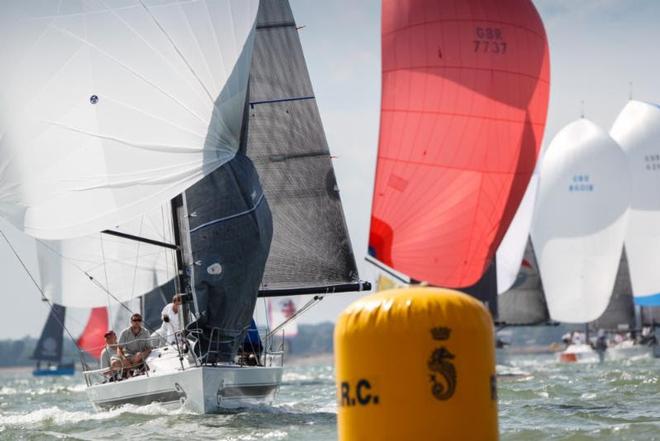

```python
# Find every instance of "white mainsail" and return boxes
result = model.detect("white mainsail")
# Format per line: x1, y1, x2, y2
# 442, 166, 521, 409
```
531, 119, 630, 323
496, 173, 538, 294
610, 100, 660, 307
0, 0, 259, 240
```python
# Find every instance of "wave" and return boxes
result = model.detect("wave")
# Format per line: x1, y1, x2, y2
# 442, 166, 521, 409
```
0, 403, 194, 427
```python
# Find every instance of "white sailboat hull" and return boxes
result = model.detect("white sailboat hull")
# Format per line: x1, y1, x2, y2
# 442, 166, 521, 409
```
87, 365, 282, 413
557, 344, 600, 364
606, 342, 653, 361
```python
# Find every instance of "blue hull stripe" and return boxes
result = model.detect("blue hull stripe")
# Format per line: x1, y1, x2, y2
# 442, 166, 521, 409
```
634, 293, 660, 306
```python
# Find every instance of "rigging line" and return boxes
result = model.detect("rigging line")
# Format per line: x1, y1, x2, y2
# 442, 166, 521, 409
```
138, 0, 215, 105
0, 229, 84, 357
82, 273, 158, 334
265, 296, 324, 340
364, 255, 411, 285
129, 216, 146, 300
33, 237, 144, 330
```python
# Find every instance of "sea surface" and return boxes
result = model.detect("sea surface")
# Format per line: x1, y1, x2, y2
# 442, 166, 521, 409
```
0, 354, 658, 440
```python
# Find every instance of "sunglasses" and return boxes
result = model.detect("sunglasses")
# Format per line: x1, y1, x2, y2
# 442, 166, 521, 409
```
131, 318, 142, 322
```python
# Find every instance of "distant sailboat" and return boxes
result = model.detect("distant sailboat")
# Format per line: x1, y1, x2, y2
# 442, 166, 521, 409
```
32, 304, 75, 376
531, 119, 631, 324
610, 100, 660, 308
368, 0, 550, 294
77, 307, 109, 360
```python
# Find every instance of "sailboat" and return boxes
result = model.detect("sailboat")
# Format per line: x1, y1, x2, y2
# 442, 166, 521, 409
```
610, 99, 660, 358
32, 304, 75, 376
0, 0, 364, 413
368, 0, 550, 316
530, 119, 631, 363
77, 307, 110, 360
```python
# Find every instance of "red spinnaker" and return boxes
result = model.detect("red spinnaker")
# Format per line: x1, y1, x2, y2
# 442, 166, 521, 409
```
77, 307, 108, 360
369, 0, 550, 287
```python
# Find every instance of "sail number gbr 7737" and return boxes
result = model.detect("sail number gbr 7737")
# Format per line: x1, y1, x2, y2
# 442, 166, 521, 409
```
473, 27, 507, 54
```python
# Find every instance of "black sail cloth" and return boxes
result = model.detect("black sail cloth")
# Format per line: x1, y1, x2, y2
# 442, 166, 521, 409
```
185, 154, 273, 362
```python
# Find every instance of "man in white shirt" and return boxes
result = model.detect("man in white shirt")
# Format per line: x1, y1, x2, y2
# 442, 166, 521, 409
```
158, 294, 183, 344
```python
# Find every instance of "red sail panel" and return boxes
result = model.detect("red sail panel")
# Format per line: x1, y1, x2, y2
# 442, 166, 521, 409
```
77, 307, 108, 360
369, 0, 550, 287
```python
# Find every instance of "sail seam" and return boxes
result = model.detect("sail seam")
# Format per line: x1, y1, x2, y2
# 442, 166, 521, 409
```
383, 19, 546, 40
381, 109, 547, 125
378, 156, 537, 175
383, 66, 550, 84
189, 193, 265, 234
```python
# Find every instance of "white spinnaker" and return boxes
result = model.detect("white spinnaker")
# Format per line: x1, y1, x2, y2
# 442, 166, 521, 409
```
37, 204, 177, 307
496, 174, 538, 294
0, 204, 176, 308
531, 119, 630, 323
0, 0, 258, 240
610, 100, 660, 307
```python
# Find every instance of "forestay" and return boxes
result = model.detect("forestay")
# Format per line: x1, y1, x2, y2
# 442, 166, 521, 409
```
610, 100, 660, 307
369, 0, 550, 287
531, 119, 630, 323
0, 0, 258, 239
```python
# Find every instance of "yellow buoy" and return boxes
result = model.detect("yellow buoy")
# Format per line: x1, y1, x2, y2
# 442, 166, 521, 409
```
334, 287, 498, 440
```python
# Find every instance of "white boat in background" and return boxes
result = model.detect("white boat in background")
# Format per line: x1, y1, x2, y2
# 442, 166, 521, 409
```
610, 100, 660, 309
557, 344, 599, 364
606, 339, 653, 361
531, 119, 631, 324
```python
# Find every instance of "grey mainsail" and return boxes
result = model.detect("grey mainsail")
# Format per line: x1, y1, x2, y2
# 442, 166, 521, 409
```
32, 304, 66, 363
497, 239, 550, 325
590, 249, 635, 331
245, 0, 360, 294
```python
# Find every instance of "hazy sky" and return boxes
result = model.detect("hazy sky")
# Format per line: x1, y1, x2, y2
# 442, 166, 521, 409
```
2, 0, 660, 339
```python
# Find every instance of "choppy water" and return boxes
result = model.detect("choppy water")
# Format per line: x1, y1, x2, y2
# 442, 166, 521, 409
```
0, 355, 658, 440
